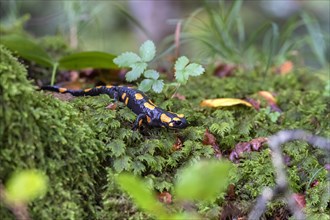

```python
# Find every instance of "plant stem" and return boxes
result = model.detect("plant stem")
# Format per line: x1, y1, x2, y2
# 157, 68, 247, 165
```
50, 62, 59, 86
171, 83, 181, 99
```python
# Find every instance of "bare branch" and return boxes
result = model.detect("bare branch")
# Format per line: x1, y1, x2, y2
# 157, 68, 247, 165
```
248, 130, 330, 220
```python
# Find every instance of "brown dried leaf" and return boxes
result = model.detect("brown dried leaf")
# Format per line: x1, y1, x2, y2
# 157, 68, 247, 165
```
158, 192, 172, 204
172, 137, 183, 151
214, 63, 236, 78
229, 137, 267, 162
275, 60, 294, 75
203, 129, 222, 158
258, 91, 277, 105
245, 98, 260, 111
250, 137, 268, 151
227, 184, 236, 200
258, 91, 282, 112
172, 93, 186, 100
106, 103, 118, 110
310, 180, 319, 188
292, 193, 306, 209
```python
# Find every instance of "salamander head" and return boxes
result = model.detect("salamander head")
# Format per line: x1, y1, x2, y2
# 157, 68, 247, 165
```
160, 112, 188, 129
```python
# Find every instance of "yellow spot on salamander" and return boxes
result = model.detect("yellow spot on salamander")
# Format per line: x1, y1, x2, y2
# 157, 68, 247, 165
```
84, 88, 92, 92
125, 97, 129, 105
177, 114, 184, 118
160, 113, 171, 123
146, 116, 151, 123
138, 119, 143, 127
144, 102, 155, 110
106, 85, 113, 88
96, 86, 102, 88
169, 122, 174, 127
122, 93, 127, 100
173, 117, 180, 121
135, 93, 144, 100
59, 88, 67, 93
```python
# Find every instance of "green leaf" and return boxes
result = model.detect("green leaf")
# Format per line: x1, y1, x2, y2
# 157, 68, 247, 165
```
152, 80, 164, 93
59, 51, 117, 70
185, 63, 205, 76
144, 69, 159, 80
6, 170, 48, 203
113, 156, 131, 173
125, 62, 147, 82
116, 174, 168, 218
174, 56, 205, 84
113, 52, 141, 67
175, 56, 189, 71
175, 69, 189, 84
138, 79, 153, 92
131, 161, 146, 175
139, 40, 156, 62
175, 160, 233, 202
107, 139, 126, 157
1, 34, 54, 67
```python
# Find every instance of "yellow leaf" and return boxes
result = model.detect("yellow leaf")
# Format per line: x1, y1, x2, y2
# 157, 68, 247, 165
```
200, 98, 252, 108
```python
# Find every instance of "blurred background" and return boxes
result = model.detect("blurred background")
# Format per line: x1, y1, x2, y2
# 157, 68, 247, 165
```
1, 0, 329, 68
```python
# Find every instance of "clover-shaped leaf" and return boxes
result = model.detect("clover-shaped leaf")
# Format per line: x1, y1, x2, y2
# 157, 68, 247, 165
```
125, 62, 148, 82
139, 40, 156, 62
144, 69, 159, 80
139, 72, 164, 93
113, 52, 141, 67
175, 56, 205, 84
139, 79, 153, 92
152, 80, 164, 93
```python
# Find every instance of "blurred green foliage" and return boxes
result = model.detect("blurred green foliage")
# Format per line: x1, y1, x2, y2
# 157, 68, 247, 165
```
5, 169, 48, 203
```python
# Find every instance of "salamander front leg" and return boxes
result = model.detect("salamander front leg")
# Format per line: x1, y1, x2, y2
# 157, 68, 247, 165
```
132, 114, 147, 130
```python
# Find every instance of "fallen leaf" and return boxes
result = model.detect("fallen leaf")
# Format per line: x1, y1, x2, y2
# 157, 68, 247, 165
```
226, 184, 236, 200
258, 91, 282, 112
310, 180, 319, 188
214, 63, 236, 78
200, 98, 252, 108
245, 98, 260, 111
172, 93, 186, 100
275, 60, 294, 75
292, 193, 306, 209
229, 137, 267, 163
250, 137, 268, 151
203, 129, 222, 158
258, 91, 277, 104
158, 192, 172, 204
172, 137, 183, 151
106, 103, 117, 110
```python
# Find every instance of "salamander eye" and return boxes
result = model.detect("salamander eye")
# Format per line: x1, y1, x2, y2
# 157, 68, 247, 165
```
174, 120, 182, 126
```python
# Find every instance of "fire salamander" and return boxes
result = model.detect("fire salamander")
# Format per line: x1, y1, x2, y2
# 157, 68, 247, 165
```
41, 85, 188, 130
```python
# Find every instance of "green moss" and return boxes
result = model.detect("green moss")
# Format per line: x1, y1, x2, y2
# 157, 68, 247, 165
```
1, 43, 329, 219
0, 45, 103, 219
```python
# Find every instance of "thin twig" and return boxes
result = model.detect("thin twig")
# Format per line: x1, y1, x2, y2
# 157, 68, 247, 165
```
174, 20, 182, 59
248, 130, 330, 220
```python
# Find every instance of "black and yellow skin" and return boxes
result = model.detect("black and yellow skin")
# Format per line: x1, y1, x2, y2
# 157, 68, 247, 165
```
41, 85, 188, 130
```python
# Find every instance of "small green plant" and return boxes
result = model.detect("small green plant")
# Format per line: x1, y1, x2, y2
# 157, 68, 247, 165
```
262, 107, 281, 123
116, 160, 234, 219
113, 40, 205, 93
5, 169, 48, 203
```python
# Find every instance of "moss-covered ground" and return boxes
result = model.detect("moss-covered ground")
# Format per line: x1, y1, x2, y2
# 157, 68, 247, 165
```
0, 43, 329, 219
